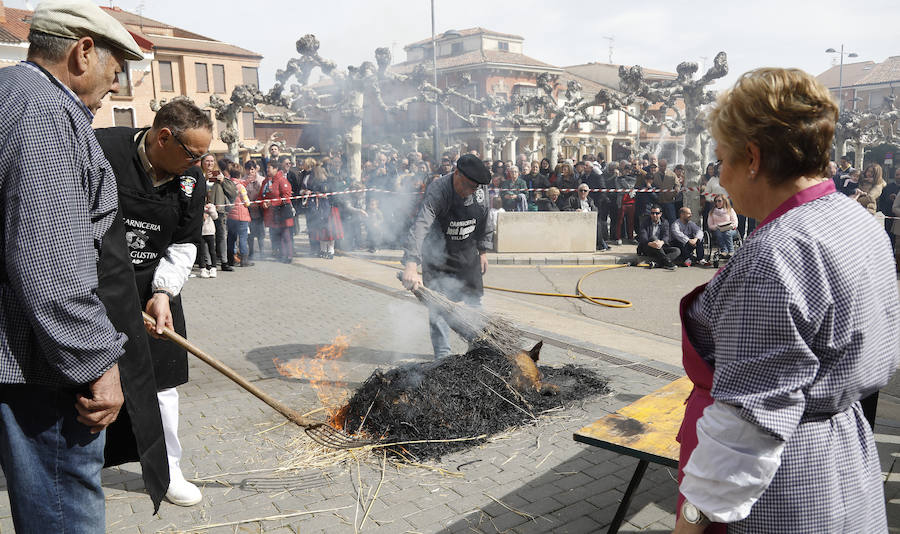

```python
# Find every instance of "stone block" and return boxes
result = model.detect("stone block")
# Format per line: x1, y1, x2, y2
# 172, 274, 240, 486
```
496, 212, 596, 253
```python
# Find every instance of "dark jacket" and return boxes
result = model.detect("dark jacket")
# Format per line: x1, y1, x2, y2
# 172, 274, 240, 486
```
565, 195, 598, 212
537, 196, 564, 211
638, 215, 671, 247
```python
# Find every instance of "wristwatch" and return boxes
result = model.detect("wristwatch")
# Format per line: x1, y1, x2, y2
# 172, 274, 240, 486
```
152, 288, 174, 300
681, 500, 710, 526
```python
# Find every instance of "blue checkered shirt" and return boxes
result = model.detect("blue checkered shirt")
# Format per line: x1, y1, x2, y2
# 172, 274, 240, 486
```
685, 191, 899, 532
0, 62, 126, 386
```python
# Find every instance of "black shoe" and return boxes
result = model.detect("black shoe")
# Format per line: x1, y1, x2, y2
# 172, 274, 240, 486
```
221, 264, 234, 272
647, 261, 657, 269
239, 261, 254, 267
664, 263, 677, 271
368, 247, 376, 253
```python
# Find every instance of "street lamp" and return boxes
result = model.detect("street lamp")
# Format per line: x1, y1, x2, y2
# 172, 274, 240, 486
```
825, 45, 859, 115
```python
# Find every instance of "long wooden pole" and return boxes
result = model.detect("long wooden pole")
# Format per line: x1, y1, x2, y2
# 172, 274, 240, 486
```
142, 312, 313, 428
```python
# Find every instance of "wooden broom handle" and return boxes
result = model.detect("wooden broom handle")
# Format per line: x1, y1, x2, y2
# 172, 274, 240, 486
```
142, 312, 314, 428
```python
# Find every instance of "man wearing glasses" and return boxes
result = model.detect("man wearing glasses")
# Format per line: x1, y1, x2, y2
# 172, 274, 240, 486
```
96, 99, 213, 507
636, 204, 679, 270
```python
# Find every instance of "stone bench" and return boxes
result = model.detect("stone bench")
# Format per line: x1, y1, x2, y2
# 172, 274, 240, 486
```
495, 211, 597, 253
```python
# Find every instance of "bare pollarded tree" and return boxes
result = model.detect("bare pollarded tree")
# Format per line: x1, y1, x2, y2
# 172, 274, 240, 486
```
835, 95, 900, 167
593, 52, 729, 220
267, 34, 508, 179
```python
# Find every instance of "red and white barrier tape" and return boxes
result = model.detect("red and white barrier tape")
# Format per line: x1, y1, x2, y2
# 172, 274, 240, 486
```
219, 186, 900, 220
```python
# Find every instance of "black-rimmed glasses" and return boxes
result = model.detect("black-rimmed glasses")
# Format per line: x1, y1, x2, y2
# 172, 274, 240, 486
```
172, 131, 208, 163
650, 211, 662, 215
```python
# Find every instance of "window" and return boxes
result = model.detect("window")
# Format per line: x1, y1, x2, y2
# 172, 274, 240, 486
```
213, 64, 226, 93
451, 42, 463, 56
242, 67, 258, 89
116, 65, 131, 97
498, 41, 509, 51
158, 61, 174, 92
113, 108, 135, 128
195, 63, 209, 92
242, 111, 255, 139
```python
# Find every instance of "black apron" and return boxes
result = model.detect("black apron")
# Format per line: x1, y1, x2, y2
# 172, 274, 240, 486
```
97, 205, 168, 513
118, 184, 190, 389
95, 127, 204, 390
422, 187, 487, 301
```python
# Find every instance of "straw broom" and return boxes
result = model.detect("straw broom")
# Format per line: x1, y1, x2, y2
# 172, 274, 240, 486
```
398, 274, 524, 355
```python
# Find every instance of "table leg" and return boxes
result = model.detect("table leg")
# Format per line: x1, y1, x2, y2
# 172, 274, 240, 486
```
607, 459, 649, 534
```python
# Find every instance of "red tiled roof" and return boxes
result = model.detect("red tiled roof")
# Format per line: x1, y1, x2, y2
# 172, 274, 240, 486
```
0, 7, 32, 43
853, 56, 900, 86
393, 49, 560, 73
405, 27, 523, 49
143, 33, 261, 59
816, 60, 876, 88
100, 6, 211, 41
0, 5, 257, 58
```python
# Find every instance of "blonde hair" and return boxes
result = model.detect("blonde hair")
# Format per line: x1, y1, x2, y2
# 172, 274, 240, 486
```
547, 186, 560, 197
709, 68, 838, 184
713, 194, 732, 211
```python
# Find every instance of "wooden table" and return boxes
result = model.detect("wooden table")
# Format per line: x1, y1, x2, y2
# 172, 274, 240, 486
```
574, 376, 693, 534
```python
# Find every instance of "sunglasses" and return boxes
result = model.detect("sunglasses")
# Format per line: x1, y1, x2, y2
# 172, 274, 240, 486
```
171, 131, 208, 163
650, 211, 661, 215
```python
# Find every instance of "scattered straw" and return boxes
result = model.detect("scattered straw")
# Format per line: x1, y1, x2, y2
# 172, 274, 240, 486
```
359, 451, 387, 530
484, 493, 537, 521
176, 506, 352, 532
534, 451, 554, 469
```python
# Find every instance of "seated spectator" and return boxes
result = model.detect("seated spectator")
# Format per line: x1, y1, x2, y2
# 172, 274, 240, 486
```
670, 206, 706, 266
501, 166, 527, 211
537, 187, 564, 211
707, 194, 739, 258
637, 206, 679, 270
566, 183, 597, 212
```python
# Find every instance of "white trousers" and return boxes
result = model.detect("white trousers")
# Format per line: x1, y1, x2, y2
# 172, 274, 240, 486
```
157, 387, 185, 482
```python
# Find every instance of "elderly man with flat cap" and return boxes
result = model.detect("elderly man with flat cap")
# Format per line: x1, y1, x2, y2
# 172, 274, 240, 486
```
0, 0, 166, 531
402, 154, 494, 358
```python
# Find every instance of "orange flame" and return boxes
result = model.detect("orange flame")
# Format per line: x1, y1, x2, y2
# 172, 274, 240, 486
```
273, 333, 351, 422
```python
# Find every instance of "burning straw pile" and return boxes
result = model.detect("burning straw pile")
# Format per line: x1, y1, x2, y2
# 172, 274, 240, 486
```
336, 346, 609, 460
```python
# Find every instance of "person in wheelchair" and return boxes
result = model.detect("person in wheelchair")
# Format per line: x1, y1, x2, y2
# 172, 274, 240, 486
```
707, 194, 739, 259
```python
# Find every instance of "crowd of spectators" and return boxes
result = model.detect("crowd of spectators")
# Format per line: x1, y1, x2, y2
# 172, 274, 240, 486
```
194, 144, 900, 274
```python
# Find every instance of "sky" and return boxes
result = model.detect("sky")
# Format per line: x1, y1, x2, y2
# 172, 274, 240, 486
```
7, 0, 899, 91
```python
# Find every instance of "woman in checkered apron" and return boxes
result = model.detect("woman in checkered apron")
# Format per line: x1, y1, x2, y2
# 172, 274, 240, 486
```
673, 68, 900, 533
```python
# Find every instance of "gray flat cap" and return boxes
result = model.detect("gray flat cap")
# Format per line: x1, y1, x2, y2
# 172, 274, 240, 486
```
31, 0, 144, 61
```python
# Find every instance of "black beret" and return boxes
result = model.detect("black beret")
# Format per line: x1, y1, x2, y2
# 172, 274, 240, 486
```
456, 154, 491, 184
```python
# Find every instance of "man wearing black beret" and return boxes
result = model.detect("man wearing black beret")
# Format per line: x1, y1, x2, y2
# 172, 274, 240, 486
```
401, 154, 494, 358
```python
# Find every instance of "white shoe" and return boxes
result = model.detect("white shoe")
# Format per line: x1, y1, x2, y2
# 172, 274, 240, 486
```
199, 268, 210, 279
166, 477, 202, 506
208, 267, 217, 278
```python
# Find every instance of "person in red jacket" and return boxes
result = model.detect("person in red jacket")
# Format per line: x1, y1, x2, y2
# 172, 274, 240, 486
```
260, 163, 294, 263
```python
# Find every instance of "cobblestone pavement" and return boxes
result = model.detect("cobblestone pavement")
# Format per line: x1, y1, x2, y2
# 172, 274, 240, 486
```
0, 238, 897, 533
